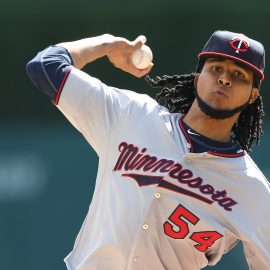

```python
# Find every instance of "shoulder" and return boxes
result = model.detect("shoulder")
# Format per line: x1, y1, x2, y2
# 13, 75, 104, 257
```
242, 154, 270, 192
213, 153, 270, 194
110, 85, 160, 114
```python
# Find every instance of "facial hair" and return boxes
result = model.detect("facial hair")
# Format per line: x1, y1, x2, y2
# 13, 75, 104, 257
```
195, 88, 250, 120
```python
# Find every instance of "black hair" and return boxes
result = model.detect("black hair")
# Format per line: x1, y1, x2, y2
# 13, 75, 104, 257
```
145, 68, 264, 152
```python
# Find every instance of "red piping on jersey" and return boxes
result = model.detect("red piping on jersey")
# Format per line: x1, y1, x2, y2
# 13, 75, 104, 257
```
178, 115, 194, 153
55, 66, 73, 105
207, 151, 245, 158
178, 115, 246, 158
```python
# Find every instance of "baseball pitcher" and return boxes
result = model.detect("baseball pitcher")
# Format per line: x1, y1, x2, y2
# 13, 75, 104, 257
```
26, 30, 270, 269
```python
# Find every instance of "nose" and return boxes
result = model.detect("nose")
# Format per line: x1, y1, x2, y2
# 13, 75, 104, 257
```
218, 78, 231, 87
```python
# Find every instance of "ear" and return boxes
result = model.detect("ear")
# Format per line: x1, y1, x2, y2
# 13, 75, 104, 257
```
249, 87, 259, 104
194, 73, 200, 88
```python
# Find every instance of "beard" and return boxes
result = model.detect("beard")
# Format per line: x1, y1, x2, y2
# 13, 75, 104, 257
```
195, 89, 250, 120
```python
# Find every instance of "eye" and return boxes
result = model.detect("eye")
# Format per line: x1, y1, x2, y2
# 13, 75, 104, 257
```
234, 71, 245, 78
211, 65, 222, 72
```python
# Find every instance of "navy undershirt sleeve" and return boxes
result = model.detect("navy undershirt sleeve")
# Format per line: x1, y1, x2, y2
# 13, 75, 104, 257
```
26, 46, 74, 103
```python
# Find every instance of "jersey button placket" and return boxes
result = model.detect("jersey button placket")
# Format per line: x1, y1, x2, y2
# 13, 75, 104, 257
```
133, 256, 140, 263
185, 153, 193, 163
142, 223, 149, 230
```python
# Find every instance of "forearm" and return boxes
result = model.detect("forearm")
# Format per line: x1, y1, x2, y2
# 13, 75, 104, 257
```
57, 34, 153, 77
57, 34, 115, 69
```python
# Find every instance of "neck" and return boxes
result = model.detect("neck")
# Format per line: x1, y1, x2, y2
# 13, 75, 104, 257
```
184, 101, 239, 142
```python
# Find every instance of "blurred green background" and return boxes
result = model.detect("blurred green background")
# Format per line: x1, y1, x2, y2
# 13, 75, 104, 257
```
1, 0, 270, 269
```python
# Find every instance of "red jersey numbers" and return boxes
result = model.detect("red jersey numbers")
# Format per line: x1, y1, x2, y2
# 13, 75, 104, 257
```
190, 231, 223, 252
164, 204, 223, 252
164, 204, 199, 238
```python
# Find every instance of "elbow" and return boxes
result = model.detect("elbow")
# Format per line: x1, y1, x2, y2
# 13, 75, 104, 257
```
25, 46, 73, 102
25, 48, 47, 90
26, 58, 41, 86
25, 52, 55, 100
26, 58, 35, 78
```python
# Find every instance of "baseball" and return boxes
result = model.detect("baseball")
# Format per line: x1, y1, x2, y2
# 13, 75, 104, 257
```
131, 45, 153, 69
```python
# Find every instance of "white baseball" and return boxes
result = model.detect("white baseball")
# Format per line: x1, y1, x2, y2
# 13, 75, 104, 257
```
131, 45, 153, 69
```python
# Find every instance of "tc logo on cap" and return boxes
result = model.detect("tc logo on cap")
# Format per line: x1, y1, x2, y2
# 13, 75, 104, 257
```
229, 36, 249, 54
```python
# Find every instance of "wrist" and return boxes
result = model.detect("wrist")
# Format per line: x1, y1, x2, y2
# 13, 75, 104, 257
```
99, 34, 117, 56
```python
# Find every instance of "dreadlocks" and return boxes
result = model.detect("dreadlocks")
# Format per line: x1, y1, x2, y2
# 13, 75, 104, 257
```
145, 73, 264, 152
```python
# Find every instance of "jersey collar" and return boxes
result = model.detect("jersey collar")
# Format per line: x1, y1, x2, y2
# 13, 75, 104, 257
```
178, 115, 245, 158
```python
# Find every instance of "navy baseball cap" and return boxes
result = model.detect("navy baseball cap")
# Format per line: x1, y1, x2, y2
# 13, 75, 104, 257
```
197, 30, 265, 87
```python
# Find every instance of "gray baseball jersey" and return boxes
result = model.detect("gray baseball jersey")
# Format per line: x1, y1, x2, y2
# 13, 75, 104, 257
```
55, 67, 270, 270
